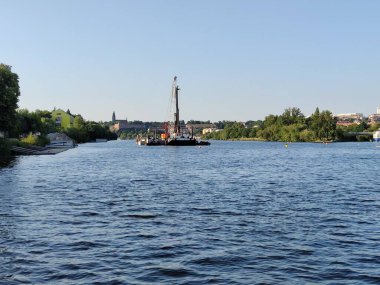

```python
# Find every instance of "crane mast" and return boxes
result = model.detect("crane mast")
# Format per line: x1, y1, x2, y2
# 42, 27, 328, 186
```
172, 76, 180, 135
136, 76, 210, 146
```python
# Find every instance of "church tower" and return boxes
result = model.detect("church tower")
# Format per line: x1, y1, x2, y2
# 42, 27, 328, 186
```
112, 111, 116, 123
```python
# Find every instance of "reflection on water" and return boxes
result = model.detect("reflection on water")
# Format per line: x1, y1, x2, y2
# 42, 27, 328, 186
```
0, 141, 380, 284
0, 156, 18, 168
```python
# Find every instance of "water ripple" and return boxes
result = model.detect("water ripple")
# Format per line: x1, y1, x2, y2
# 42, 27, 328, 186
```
1, 141, 380, 284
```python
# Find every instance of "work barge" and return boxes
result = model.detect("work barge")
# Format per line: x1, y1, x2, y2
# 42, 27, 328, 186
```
136, 77, 210, 146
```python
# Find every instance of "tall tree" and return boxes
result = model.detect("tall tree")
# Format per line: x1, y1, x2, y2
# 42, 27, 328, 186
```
310, 107, 322, 139
0, 64, 20, 134
319, 110, 336, 141
74, 115, 85, 129
310, 108, 336, 141
280, 107, 304, 126
263, 114, 279, 128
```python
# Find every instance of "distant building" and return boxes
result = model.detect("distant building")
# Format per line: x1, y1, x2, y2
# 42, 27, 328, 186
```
109, 112, 147, 133
368, 107, 380, 125
110, 120, 129, 132
368, 108, 380, 125
368, 114, 380, 125
335, 113, 363, 121
202, 128, 218, 135
51, 109, 74, 129
335, 113, 363, 126
186, 123, 215, 128
185, 123, 216, 135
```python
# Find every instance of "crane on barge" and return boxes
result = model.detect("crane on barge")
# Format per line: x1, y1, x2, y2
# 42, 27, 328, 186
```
137, 76, 210, 146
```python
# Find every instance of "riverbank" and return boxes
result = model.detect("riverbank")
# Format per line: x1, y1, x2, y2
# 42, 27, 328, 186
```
210, 137, 341, 143
0, 139, 11, 157
0, 138, 73, 158
10, 145, 71, 155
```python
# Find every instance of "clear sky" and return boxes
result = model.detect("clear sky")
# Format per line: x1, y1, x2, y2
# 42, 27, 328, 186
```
2, 0, 379, 122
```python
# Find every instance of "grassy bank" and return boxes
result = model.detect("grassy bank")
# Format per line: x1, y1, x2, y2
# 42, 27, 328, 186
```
0, 137, 48, 159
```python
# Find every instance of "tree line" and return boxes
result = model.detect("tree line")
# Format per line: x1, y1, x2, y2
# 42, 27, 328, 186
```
204, 107, 379, 142
2, 63, 379, 152
0, 64, 116, 151
10, 109, 117, 144
204, 107, 337, 142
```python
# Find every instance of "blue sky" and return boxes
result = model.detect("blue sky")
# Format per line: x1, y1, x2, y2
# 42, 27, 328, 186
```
2, 0, 379, 122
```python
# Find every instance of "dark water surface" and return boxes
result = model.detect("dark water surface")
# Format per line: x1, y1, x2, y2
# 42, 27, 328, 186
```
1, 141, 380, 284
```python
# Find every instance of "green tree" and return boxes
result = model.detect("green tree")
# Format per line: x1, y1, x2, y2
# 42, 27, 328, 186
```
321, 110, 336, 140
280, 124, 304, 142
258, 124, 281, 141
248, 127, 258, 138
119, 132, 128, 140
311, 109, 336, 141
65, 127, 89, 143
0, 64, 20, 135
74, 115, 86, 129
35, 109, 52, 119
310, 107, 322, 140
263, 114, 279, 128
367, 123, 380, 132
299, 129, 314, 142
10, 109, 57, 137
279, 107, 305, 126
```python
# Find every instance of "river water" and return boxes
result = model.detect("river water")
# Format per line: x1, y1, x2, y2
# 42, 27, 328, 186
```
0, 141, 379, 284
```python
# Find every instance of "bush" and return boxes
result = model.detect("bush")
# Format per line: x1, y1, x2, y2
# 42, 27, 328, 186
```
20, 134, 50, 146
356, 135, 370, 142
0, 139, 11, 157
299, 129, 314, 142
65, 127, 89, 143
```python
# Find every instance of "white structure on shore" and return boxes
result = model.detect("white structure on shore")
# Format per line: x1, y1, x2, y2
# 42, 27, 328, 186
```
46, 133, 76, 148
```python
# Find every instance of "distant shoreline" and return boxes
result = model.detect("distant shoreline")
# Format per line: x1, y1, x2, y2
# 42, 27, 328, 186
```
204, 138, 370, 143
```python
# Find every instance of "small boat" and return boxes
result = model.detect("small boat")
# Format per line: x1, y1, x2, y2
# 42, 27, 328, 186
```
46, 132, 77, 148
46, 141, 76, 148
